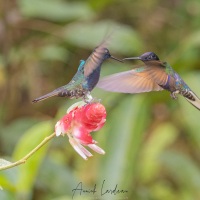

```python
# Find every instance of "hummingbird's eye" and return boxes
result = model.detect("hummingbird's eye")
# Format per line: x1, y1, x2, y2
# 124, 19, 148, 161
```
149, 55, 154, 60
104, 49, 109, 54
147, 56, 152, 60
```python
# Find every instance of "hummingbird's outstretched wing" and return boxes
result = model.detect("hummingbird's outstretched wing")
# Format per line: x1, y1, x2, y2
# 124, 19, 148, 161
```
181, 90, 200, 110
97, 66, 168, 93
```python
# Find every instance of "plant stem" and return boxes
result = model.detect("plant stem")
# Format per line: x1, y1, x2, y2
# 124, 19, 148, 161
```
0, 132, 56, 171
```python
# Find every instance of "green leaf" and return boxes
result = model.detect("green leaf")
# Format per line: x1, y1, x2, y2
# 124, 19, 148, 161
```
19, 0, 94, 22
37, 156, 79, 196
65, 20, 143, 54
13, 121, 53, 198
169, 30, 200, 65
178, 72, 200, 148
0, 189, 14, 200
51, 195, 89, 200
0, 118, 39, 154
98, 95, 150, 200
179, 30, 200, 53
0, 166, 18, 199
0, 172, 16, 192
138, 123, 178, 183
150, 181, 179, 200
160, 150, 200, 192
51, 197, 72, 200
0, 159, 12, 168
38, 45, 69, 62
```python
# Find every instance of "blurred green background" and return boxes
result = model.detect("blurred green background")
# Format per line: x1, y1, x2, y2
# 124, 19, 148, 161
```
1, 0, 200, 199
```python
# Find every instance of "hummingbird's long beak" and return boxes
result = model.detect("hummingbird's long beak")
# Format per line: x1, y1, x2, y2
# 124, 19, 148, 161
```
110, 55, 124, 63
123, 57, 141, 61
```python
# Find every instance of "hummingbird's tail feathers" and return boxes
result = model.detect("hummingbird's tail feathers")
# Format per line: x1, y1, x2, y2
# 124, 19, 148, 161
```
32, 90, 60, 103
32, 86, 68, 103
97, 70, 163, 93
183, 90, 200, 110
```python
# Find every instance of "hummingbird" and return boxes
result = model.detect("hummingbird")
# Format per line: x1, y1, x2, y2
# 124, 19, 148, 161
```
97, 52, 200, 110
32, 38, 122, 103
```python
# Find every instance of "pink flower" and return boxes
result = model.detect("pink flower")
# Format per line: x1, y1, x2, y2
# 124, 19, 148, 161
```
55, 101, 106, 160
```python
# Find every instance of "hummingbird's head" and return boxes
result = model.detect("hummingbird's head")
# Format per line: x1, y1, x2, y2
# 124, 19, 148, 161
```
139, 52, 160, 61
102, 48, 112, 60
123, 52, 160, 62
94, 47, 123, 62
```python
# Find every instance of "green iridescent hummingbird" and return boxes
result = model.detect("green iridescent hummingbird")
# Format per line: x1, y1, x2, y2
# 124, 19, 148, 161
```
32, 38, 122, 103
97, 52, 200, 110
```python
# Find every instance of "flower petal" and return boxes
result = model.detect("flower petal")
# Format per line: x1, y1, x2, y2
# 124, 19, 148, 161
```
88, 144, 105, 155
69, 139, 87, 160
85, 103, 106, 122
62, 114, 73, 131
69, 137, 93, 160
55, 101, 107, 159
80, 103, 107, 131
93, 119, 106, 131
76, 142, 93, 157
67, 101, 86, 113
72, 126, 94, 144
55, 121, 62, 136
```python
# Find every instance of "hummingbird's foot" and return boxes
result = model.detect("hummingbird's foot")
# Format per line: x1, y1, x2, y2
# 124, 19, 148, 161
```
92, 97, 101, 103
83, 93, 94, 103
170, 91, 179, 100
83, 93, 101, 104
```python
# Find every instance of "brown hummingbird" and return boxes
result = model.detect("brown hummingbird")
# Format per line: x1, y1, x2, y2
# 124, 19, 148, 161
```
97, 52, 200, 110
